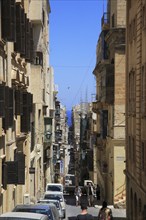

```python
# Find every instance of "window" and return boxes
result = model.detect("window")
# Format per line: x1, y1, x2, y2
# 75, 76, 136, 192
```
1, 0, 16, 42
0, 44, 7, 82
141, 64, 146, 116
128, 136, 131, 160
142, 5, 146, 29
141, 142, 145, 171
129, 69, 136, 114
0, 84, 5, 118
133, 17, 137, 40
112, 14, 115, 28
31, 122, 35, 152
132, 137, 136, 162
128, 0, 131, 9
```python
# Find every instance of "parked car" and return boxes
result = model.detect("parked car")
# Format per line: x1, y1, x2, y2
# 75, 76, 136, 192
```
45, 183, 63, 193
45, 203, 60, 220
38, 199, 64, 219
44, 192, 66, 219
0, 212, 49, 220
12, 204, 57, 220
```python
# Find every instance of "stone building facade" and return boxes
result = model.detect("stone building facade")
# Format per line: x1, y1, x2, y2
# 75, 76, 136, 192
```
126, 0, 146, 219
0, 0, 57, 212
93, 0, 126, 206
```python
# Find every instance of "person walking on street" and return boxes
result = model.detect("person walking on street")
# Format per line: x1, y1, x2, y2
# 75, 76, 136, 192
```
97, 201, 113, 220
76, 202, 94, 220
87, 183, 94, 207
75, 185, 82, 206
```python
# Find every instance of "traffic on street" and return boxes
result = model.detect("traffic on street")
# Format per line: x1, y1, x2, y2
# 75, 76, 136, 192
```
64, 195, 126, 220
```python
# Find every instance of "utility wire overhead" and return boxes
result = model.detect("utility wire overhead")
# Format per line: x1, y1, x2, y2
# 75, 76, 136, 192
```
70, 52, 96, 108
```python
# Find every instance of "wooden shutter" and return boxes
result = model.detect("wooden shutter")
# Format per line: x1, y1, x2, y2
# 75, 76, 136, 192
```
25, 18, 30, 61
15, 89, 20, 115
30, 25, 34, 63
5, 161, 18, 184
21, 9, 26, 55
101, 110, 108, 139
1, 0, 16, 42
0, 159, 2, 190
28, 93, 33, 112
144, 141, 146, 174
2, 162, 7, 189
2, 86, 9, 130
0, 84, 5, 118
87, 150, 93, 171
8, 87, 14, 127
14, 3, 21, 52
144, 64, 146, 115
15, 90, 23, 116
15, 152, 25, 185
21, 92, 30, 132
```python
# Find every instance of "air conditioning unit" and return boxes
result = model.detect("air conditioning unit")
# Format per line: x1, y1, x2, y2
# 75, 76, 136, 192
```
23, 194, 30, 204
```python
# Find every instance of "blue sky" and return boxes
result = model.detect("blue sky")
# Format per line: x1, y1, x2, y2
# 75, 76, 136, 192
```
49, 0, 107, 111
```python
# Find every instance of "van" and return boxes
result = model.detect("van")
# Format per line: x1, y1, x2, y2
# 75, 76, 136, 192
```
45, 183, 63, 193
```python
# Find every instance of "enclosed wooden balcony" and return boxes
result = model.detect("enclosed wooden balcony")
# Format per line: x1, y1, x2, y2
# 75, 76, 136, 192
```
29, 0, 43, 24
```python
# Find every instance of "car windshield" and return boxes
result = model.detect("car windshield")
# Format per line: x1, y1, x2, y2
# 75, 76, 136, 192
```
44, 195, 62, 201
46, 186, 61, 192
38, 200, 60, 209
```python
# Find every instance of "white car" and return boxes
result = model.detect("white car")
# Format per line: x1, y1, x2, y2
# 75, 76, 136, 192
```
44, 191, 66, 219
45, 183, 63, 193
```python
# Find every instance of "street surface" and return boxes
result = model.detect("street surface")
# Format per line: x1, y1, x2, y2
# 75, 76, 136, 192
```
64, 195, 127, 220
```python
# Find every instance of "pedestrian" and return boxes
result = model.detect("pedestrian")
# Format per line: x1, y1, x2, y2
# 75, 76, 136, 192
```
76, 202, 94, 220
87, 183, 94, 207
97, 201, 113, 220
96, 184, 100, 201
75, 185, 82, 206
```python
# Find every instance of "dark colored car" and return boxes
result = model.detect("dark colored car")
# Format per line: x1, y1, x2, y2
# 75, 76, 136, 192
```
12, 204, 57, 220
0, 212, 49, 220
38, 199, 64, 219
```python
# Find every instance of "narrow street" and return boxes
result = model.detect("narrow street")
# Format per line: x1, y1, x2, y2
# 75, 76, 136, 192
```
64, 195, 126, 220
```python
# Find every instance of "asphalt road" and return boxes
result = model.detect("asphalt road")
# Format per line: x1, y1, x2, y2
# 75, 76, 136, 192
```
64, 195, 127, 220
